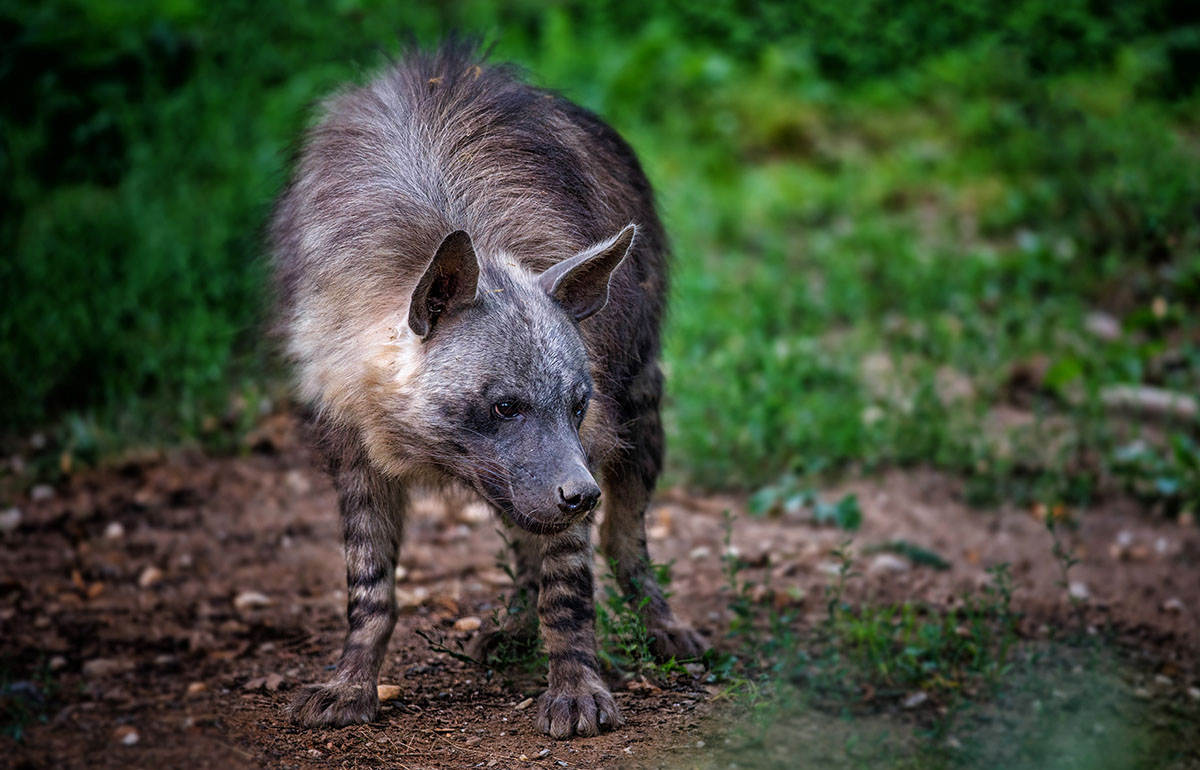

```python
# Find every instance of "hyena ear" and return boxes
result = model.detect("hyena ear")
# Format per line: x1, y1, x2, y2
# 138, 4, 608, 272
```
538, 224, 637, 322
409, 230, 480, 338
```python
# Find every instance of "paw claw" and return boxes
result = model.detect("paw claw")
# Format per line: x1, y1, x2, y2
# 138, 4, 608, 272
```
536, 681, 622, 739
289, 681, 379, 727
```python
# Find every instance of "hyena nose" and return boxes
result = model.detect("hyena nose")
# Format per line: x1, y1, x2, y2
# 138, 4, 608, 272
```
557, 481, 601, 515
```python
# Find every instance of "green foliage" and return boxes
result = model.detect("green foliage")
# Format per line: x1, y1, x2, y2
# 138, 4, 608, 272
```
1112, 434, 1200, 517
595, 559, 691, 679
748, 477, 862, 530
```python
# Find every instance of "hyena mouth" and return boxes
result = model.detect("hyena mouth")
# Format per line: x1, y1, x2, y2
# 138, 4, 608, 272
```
474, 478, 579, 536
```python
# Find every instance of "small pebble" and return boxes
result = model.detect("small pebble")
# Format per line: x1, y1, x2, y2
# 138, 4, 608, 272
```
514, 697, 534, 711
1154, 674, 1173, 687
1162, 597, 1184, 614
868, 554, 910, 574
113, 725, 139, 746
103, 521, 125, 540
48, 655, 67, 672
517, 754, 529, 762
902, 691, 928, 709
138, 566, 164, 589
688, 546, 712, 560
233, 591, 272, 610
453, 616, 482, 633
83, 658, 134, 678
283, 469, 311, 495
1187, 687, 1199, 701
186, 681, 207, 695
537, 748, 551, 758
1068, 581, 1090, 601
0, 507, 21, 534
377, 684, 403, 702
30, 484, 55, 502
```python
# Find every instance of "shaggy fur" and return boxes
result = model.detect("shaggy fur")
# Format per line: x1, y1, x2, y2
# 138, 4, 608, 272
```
271, 41, 705, 739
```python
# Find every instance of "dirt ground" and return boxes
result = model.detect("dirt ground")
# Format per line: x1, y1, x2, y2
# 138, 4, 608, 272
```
2, 414, 1198, 769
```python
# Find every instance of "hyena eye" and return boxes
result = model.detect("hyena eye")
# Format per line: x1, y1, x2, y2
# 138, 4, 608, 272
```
493, 401, 521, 420
573, 399, 588, 423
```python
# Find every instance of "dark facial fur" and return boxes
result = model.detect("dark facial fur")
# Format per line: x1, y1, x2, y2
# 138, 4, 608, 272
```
273, 40, 706, 740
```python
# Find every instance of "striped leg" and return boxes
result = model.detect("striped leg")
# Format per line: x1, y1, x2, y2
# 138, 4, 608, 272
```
291, 455, 405, 727
534, 521, 621, 739
599, 363, 707, 660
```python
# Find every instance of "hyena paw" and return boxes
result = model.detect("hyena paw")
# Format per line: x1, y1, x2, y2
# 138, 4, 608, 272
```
648, 617, 709, 661
536, 679, 623, 739
289, 681, 379, 727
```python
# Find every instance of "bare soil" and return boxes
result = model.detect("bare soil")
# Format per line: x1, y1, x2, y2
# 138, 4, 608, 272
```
1, 414, 1197, 768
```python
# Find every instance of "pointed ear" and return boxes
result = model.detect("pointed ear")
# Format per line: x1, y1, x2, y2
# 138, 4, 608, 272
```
408, 230, 480, 338
538, 224, 636, 322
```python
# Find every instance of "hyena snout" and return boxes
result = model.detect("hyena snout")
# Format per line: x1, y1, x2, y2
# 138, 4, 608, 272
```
557, 477, 600, 515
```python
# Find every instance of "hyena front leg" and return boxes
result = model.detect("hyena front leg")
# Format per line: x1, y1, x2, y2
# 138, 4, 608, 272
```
469, 526, 541, 662
599, 364, 708, 661
291, 456, 405, 727
535, 520, 621, 739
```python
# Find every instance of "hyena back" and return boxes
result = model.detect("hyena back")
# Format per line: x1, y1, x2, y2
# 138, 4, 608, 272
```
270, 42, 705, 740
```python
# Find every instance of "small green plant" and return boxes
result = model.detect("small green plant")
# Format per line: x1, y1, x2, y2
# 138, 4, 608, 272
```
1112, 433, 1200, 519
749, 478, 862, 531
595, 558, 689, 679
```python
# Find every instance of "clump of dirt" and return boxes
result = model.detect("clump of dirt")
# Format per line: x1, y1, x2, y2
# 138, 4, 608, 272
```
1, 414, 1196, 768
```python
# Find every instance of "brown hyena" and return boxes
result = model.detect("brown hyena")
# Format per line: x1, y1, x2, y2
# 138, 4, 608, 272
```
269, 41, 706, 739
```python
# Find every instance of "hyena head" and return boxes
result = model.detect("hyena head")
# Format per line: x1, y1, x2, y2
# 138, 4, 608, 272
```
402, 224, 636, 535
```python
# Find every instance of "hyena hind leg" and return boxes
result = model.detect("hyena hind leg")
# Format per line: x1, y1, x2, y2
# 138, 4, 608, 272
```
291, 455, 406, 727
598, 372, 708, 662
469, 526, 542, 665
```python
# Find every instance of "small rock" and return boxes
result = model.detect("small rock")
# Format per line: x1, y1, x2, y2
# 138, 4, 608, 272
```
48, 656, 67, 672
514, 697, 534, 711
377, 684, 403, 702
1187, 687, 1199, 701
647, 524, 669, 540
186, 681, 207, 696
1084, 311, 1121, 341
1162, 598, 1185, 614
137, 566, 164, 589
465, 736, 483, 746
394, 565, 409, 581
684, 663, 705, 677
0, 507, 21, 534
83, 658, 134, 678
537, 748, 551, 758
283, 469, 311, 495
233, 591, 272, 611
1068, 582, 1090, 601
103, 521, 125, 540
453, 616, 482, 633
1133, 687, 1152, 700
688, 546, 711, 560
395, 586, 429, 610
902, 691, 928, 709
869, 554, 910, 575
113, 725, 139, 746
264, 673, 285, 692
30, 484, 55, 502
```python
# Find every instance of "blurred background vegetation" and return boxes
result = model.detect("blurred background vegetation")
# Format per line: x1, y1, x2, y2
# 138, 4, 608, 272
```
2, 0, 1198, 509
